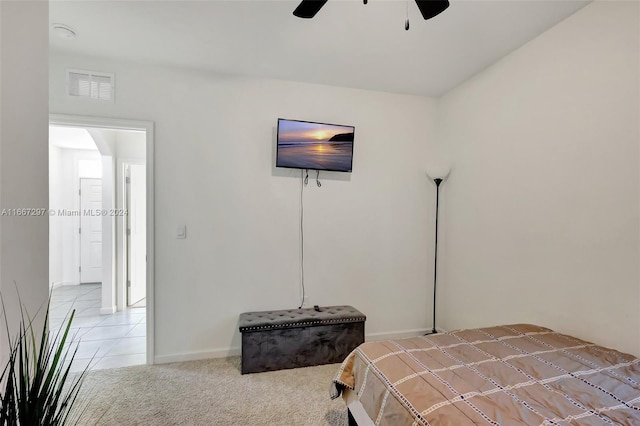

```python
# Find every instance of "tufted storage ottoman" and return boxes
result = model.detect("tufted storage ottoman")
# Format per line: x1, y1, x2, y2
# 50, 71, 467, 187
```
238, 305, 366, 374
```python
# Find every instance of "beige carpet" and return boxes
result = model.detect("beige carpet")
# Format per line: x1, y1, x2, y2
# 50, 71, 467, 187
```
75, 356, 349, 425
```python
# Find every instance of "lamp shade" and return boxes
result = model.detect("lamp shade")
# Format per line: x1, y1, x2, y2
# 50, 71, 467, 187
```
425, 166, 451, 182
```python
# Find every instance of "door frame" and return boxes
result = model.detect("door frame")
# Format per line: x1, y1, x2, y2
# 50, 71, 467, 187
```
117, 158, 146, 311
49, 113, 155, 365
125, 162, 146, 307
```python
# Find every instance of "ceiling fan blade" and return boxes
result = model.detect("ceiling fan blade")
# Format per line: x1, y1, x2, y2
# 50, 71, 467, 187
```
293, 0, 328, 18
415, 0, 449, 20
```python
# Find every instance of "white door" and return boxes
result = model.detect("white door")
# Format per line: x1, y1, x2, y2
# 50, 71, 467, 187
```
127, 164, 146, 306
80, 178, 102, 283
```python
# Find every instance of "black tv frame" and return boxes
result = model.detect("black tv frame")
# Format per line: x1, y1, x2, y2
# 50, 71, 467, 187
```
275, 118, 355, 173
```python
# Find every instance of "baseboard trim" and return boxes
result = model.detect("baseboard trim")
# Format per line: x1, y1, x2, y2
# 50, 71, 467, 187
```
154, 347, 241, 364
50, 281, 76, 290
366, 328, 436, 341
152, 328, 448, 365
100, 306, 116, 315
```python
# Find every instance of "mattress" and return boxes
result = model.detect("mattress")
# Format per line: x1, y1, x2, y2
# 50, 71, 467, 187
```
331, 324, 640, 425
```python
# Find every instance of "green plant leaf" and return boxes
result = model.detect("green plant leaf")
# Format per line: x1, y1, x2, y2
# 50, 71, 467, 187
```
1, 288, 90, 425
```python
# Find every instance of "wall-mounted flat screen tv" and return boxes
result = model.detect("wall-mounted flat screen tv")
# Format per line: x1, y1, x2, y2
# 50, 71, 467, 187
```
276, 118, 354, 172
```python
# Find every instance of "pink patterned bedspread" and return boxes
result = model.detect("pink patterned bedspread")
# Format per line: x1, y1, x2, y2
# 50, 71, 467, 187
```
331, 324, 640, 425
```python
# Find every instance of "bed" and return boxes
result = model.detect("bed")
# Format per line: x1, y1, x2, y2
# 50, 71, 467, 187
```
330, 324, 640, 425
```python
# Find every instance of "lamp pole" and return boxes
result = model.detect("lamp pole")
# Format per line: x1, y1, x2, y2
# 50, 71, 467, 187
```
430, 177, 442, 335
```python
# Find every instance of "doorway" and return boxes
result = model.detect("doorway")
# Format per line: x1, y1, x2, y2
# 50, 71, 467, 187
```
48, 114, 154, 370
125, 163, 146, 308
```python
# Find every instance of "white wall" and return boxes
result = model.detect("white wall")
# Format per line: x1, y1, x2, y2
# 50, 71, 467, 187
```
50, 53, 438, 360
49, 1, 639, 361
85, 128, 118, 313
436, 1, 640, 356
49, 145, 63, 287
49, 148, 101, 286
115, 130, 146, 312
87, 127, 145, 314
0, 1, 49, 360
88, 127, 145, 160
101, 154, 116, 314
116, 130, 145, 159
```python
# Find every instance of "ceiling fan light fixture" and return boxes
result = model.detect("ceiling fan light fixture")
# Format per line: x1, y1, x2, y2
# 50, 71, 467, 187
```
293, 0, 328, 18
415, 0, 450, 20
292, 0, 449, 22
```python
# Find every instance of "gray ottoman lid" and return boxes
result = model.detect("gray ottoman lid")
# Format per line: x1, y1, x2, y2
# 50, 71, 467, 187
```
239, 305, 366, 332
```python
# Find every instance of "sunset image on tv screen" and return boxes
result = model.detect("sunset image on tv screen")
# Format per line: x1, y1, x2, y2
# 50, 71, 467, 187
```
276, 119, 354, 172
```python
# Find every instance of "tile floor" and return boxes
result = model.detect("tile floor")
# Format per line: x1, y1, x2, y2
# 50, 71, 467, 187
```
50, 283, 146, 372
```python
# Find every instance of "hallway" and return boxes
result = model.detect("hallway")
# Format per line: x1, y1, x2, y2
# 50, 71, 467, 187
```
50, 283, 146, 372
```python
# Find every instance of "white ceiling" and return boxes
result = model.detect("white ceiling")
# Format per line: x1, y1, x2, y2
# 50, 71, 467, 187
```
49, 125, 98, 150
49, 0, 590, 97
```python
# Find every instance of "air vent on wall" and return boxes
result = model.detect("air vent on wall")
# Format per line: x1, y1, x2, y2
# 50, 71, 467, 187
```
66, 69, 114, 101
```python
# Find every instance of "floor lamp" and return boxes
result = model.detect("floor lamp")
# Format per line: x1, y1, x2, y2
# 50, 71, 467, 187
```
426, 169, 449, 335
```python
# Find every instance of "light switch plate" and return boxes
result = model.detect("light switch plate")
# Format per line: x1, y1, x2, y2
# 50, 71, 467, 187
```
176, 225, 186, 239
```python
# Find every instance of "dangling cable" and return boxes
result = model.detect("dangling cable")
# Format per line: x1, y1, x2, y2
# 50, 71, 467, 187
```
304, 169, 309, 186
316, 170, 322, 187
299, 169, 305, 309
405, 0, 410, 30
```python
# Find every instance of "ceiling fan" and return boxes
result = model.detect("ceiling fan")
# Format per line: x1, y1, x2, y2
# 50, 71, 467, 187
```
293, 0, 450, 22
